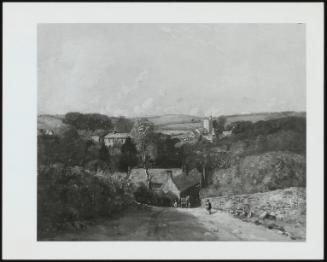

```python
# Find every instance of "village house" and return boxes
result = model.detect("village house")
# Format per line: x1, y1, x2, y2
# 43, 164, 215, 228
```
91, 135, 101, 143
129, 168, 202, 207
104, 131, 130, 147
161, 169, 202, 206
219, 130, 233, 139
90, 130, 107, 144
158, 130, 196, 142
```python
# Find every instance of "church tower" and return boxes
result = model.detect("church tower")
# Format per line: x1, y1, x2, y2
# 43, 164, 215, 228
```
203, 115, 213, 134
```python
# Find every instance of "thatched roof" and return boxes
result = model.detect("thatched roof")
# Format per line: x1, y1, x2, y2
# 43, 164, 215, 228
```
129, 168, 183, 185
129, 167, 201, 195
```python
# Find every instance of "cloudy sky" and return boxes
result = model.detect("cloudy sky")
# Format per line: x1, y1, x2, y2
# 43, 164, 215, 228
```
38, 23, 305, 117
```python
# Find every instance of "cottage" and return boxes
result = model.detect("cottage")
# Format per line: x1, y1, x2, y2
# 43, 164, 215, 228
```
161, 169, 202, 206
104, 131, 130, 147
129, 168, 202, 207
219, 130, 233, 139
129, 168, 183, 189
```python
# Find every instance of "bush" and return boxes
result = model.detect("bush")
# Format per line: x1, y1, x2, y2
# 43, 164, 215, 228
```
63, 112, 113, 131
133, 184, 172, 207
204, 151, 306, 197
231, 116, 306, 141
37, 166, 133, 234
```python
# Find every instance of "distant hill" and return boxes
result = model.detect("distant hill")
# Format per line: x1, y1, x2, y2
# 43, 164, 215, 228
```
147, 114, 202, 126
148, 111, 305, 132
223, 111, 306, 126
38, 111, 306, 134
38, 114, 72, 136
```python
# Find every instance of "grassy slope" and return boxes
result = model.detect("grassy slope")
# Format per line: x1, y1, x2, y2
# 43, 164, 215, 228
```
38, 115, 71, 135
224, 111, 306, 125
147, 114, 202, 125
38, 111, 305, 132
148, 111, 305, 131
201, 151, 306, 197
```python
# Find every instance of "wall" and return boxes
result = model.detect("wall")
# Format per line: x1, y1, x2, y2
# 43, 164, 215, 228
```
201, 187, 306, 221
161, 176, 180, 199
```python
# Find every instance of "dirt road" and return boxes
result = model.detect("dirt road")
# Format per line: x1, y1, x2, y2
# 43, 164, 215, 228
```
45, 205, 293, 241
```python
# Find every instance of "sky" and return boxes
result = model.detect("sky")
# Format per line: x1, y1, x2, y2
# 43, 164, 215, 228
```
38, 23, 306, 117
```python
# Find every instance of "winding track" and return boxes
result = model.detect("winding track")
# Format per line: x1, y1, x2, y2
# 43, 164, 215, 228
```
44, 206, 293, 241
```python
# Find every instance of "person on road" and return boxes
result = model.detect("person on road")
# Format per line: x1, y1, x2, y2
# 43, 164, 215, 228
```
205, 199, 212, 215
173, 200, 178, 208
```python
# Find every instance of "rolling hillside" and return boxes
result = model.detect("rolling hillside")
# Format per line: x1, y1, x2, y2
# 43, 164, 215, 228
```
38, 111, 306, 134
38, 114, 72, 136
147, 111, 305, 132
147, 114, 202, 125
223, 111, 306, 126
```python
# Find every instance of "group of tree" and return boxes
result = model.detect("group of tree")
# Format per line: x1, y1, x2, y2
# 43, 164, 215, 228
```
38, 117, 183, 174
63, 112, 113, 131
215, 116, 306, 156
228, 116, 305, 139
212, 116, 227, 137
38, 165, 134, 236
114, 116, 134, 133
62, 113, 134, 133
129, 119, 156, 179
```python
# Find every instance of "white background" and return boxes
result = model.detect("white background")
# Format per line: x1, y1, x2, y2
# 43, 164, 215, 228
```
3, 3, 324, 260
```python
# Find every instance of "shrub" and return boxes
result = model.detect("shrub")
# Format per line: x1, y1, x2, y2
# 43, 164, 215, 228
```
37, 166, 133, 234
204, 151, 305, 197
133, 184, 172, 207
63, 112, 113, 131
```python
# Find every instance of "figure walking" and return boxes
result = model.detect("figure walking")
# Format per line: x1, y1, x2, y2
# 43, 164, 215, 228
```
205, 199, 212, 215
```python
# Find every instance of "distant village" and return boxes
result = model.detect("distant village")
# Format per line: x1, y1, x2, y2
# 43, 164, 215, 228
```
38, 116, 233, 207
85, 116, 232, 146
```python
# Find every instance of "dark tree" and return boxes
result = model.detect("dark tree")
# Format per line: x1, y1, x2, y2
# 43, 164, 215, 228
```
154, 134, 181, 168
99, 143, 110, 163
63, 112, 113, 131
115, 117, 134, 133
213, 116, 227, 137
119, 137, 138, 173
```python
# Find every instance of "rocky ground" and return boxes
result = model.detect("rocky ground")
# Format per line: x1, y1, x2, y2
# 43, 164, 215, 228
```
201, 187, 306, 240
39, 204, 298, 241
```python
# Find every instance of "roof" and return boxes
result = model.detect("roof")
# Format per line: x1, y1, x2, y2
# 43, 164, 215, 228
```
93, 129, 109, 136
172, 169, 201, 192
129, 168, 183, 185
104, 132, 130, 139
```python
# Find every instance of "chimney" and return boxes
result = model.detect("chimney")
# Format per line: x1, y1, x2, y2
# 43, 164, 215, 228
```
167, 170, 173, 179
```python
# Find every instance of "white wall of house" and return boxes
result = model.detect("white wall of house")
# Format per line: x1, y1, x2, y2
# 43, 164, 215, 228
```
161, 176, 180, 199
104, 137, 127, 147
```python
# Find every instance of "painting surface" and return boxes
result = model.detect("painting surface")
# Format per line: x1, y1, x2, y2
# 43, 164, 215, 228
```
37, 24, 306, 241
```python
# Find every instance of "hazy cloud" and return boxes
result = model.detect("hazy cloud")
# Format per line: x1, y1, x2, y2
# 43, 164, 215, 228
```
38, 24, 306, 117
